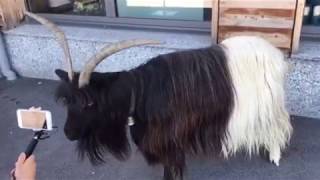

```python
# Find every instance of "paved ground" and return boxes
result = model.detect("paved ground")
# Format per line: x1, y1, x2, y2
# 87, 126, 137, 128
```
0, 78, 319, 180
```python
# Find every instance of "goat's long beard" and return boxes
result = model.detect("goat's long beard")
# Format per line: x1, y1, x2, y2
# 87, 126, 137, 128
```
77, 131, 105, 165
77, 124, 131, 165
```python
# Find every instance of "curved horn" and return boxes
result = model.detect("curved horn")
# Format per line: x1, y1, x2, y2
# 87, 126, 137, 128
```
25, 11, 74, 80
78, 39, 160, 88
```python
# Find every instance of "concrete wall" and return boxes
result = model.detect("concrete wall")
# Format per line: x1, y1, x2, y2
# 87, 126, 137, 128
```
0, 33, 16, 80
288, 42, 320, 119
2, 24, 320, 119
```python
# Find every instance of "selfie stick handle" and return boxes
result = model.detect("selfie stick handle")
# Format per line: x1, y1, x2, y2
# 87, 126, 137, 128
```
25, 131, 43, 158
25, 138, 39, 158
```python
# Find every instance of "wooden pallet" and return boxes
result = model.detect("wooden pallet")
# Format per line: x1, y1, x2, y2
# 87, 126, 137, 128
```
211, 0, 306, 54
0, 0, 26, 30
0, 7, 4, 28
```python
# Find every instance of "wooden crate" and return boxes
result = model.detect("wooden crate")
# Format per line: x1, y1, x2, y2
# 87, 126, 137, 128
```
0, 8, 4, 28
0, 0, 26, 30
211, 0, 306, 54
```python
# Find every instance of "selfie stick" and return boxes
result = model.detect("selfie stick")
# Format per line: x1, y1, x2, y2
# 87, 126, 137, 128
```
24, 130, 45, 158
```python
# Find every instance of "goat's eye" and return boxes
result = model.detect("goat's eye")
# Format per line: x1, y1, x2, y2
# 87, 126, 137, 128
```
58, 97, 68, 105
88, 102, 94, 107
84, 102, 94, 109
81, 101, 94, 109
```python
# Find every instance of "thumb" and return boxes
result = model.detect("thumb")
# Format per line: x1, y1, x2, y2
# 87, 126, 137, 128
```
16, 153, 26, 165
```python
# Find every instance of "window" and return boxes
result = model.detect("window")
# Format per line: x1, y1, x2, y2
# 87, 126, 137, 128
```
304, 0, 320, 26
26, 0, 319, 36
26, 0, 212, 32
302, 0, 320, 37
117, 0, 211, 21
27, 0, 106, 16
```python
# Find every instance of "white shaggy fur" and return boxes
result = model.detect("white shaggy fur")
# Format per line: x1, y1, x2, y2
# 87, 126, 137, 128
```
220, 36, 292, 166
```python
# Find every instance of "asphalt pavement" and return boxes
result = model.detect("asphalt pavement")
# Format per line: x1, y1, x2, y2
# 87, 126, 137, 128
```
0, 78, 319, 180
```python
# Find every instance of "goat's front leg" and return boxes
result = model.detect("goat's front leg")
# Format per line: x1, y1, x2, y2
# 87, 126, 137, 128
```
163, 165, 183, 180
164, 166, 174, 180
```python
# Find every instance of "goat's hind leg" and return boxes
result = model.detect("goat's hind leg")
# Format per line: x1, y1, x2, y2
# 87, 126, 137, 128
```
268, 144, 281, 166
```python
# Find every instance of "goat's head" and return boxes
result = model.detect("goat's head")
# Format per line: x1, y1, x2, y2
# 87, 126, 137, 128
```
54, 69, 124, 141
55, 70, 130, 163
52, 38, 159, 142
25, 12, 160, 163
54, 70, 103, 141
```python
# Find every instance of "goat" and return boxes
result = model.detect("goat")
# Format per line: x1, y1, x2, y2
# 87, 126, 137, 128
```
26, 12, 292, 180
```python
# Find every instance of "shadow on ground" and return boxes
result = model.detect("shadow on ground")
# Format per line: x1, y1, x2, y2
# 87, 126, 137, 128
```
0, 78, 319, 180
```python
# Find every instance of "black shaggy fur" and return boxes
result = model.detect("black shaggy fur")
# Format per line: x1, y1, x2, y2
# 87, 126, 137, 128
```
55, 45, 234, 180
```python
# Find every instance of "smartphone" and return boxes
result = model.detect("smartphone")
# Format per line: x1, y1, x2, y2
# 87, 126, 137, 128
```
17, 109, 52, 131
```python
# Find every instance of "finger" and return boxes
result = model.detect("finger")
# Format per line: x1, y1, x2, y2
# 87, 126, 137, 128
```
10, 168, 16, 180
10, 170, 16, 180
16, 153, 26, 164
25, 155, 36, 165
27, 155, 35, 162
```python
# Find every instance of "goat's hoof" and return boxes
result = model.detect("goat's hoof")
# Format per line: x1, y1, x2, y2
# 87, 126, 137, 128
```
271, 159, 280, 166
269, 146, 281, 167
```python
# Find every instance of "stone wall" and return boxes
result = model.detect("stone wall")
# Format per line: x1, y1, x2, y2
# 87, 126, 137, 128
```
2, 24, 320, 118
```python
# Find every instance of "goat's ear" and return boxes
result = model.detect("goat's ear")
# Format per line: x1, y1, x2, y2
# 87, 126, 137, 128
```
55, 69, 69, 82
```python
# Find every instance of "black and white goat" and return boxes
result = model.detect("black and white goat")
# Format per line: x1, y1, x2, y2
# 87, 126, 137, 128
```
26, 12, 292, 180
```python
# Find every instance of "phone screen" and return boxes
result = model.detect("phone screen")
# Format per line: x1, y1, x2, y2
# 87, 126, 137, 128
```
17, 109, 52, 130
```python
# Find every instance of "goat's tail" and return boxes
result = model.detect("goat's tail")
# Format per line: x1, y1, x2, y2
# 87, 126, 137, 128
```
220, 36, 292, 166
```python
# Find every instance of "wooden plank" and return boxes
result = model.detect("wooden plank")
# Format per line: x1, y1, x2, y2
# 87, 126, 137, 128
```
279, 48, 291, 56
292, 0, 305, 53
0, 17, 4, 27
211, 0, 219, 43
0, 0, 26, 30
219, 8, 295, 28
220, 8, 296, 17
218, 26, 293, 48
220, 0, 296, 10
0, 8, 3, 27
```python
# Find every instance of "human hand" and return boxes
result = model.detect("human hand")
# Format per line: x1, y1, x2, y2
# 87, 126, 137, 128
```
11, 153, 36, 180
